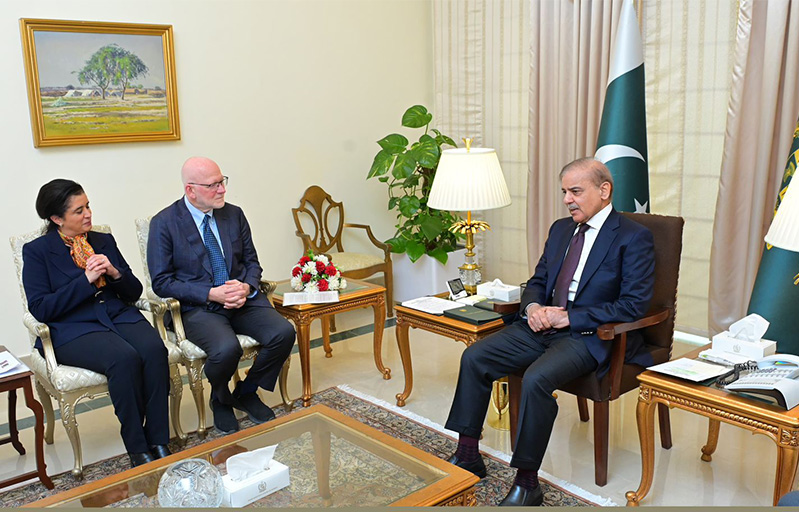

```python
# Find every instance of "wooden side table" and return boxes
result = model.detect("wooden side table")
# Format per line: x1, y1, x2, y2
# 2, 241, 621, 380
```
272, 279, 388, 407
627, 345, 799, 507
0, 347, 53, 490
393, 303, 505, 407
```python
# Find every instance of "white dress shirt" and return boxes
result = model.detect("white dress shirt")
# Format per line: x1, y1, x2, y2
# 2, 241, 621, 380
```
562, 203, 612, 302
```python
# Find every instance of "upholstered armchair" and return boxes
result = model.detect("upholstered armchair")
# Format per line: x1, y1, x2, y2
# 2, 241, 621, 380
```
507, 212, 683, 486
10, 225, 186, 479
292, 185, 394, 316
135, 217, 292, 439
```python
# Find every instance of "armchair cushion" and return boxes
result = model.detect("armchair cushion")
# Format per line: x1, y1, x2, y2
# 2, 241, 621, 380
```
28, 350, 106, 392
173, 333, 260, 361
329, 252, 385, 272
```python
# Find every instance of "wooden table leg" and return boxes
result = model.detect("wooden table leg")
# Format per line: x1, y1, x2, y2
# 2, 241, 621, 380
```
774, 437, 799, 506
701, 419, 720, 462
8, 389, 24, 455
626, 396, 657, 506
372, 295, 390, 380
296, 318, 313, 407
22, 380, 53, 489
321, 316, 333, 358
394, 317, 413, 407
311, 427, 332, 503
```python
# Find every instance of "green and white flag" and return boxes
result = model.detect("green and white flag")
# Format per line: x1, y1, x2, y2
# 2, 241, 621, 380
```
595, 0, 649, 213
747, 117, 799, 354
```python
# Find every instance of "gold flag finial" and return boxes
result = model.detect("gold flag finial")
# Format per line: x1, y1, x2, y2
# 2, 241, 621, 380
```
462, 138, 472, 152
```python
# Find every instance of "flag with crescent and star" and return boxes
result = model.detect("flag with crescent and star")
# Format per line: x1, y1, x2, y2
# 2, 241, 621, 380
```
747, 116, 799, 354
595, 0, 649, 213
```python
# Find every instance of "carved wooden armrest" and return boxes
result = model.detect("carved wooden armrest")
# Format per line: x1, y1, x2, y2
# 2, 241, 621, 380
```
134, 297, 172, 344
22, 312, 58, 376
343, 223, 391, 255
597, 309, 670, 341
259, 279, 277, 305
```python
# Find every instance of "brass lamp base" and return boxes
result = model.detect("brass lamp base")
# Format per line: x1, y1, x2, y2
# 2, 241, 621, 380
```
449, 211, 491, 296
487, 377, 510, 430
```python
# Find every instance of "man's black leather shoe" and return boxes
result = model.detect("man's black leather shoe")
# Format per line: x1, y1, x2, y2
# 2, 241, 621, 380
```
210, 398, 240, 434
498, 484, 543, 507
232, 385, 275, 424
150, 444, 172, 459
446, 453, 487, 478
128, 452, 155, 468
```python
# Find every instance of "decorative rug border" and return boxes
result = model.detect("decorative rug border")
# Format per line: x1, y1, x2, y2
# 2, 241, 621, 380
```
336, 384, 618, 507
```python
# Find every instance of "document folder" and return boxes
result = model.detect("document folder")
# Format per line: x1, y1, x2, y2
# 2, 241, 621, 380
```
443, 305, 503, 325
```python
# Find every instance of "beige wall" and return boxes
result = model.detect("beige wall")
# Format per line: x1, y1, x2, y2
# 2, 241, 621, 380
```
1, 0, 434, 357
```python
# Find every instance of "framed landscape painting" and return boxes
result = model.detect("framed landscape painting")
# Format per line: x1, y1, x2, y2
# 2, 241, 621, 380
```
19, 19, 180, 147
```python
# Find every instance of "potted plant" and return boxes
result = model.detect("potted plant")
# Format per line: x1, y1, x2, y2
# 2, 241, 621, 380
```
367, 105, 466, 300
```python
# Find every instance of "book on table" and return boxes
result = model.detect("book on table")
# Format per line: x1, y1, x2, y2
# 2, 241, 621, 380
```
443, 305, 503, 325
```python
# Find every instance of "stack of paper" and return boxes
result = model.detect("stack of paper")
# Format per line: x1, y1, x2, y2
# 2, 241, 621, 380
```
401, 296, 462, 315
0, 351, 29, 379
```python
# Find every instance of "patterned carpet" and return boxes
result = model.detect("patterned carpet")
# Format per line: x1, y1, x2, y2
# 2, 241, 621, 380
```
0, 386, 600, 507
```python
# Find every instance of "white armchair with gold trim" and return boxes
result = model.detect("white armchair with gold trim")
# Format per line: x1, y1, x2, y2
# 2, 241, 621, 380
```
135, 217, 291, 439
9, 224, 186, 479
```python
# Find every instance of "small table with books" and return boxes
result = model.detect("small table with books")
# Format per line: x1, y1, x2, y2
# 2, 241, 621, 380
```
271, 279, 387, 407
393, 295, 507, 406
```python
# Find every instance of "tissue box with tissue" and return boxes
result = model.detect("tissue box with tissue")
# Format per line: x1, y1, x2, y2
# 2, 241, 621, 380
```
476, 279, 521, 302
712, 314, 776, 360
221, 445, 290, 507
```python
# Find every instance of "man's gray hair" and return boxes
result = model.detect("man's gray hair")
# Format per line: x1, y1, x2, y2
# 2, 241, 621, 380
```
560, 157, 614, 195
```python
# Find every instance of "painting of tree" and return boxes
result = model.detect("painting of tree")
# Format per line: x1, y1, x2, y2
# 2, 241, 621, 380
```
75, 44, 149, 100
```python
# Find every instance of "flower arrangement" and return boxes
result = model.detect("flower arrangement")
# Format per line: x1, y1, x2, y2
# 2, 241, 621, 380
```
290, 252, 347, 293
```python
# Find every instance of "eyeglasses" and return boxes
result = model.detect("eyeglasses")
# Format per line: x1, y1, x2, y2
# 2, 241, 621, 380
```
189, 176, 229, 190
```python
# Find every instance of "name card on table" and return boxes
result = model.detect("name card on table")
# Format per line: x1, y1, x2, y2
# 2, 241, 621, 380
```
282, 291, 339, 305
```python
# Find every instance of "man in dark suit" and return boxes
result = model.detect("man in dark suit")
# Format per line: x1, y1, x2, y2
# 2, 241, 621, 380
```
148, 157, 295, 434
444, 158, 655, 506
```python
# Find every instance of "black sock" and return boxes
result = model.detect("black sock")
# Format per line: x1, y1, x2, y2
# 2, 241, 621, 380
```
454, 435, 480, 462
513, 468, 539, 490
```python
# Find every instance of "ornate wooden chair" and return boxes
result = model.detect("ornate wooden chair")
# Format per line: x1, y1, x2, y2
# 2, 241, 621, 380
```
10, 224, 186, 479
292, 185, 394, 316
135, 217, 292, 438
507, 212, 683, 486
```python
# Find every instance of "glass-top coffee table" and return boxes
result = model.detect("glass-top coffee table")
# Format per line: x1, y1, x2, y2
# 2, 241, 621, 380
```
30, 405, 477, 507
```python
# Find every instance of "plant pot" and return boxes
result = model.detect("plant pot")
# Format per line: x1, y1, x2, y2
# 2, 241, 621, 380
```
391, 248, 467, 303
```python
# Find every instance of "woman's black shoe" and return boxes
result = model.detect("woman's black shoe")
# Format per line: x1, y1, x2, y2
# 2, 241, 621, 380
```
150, 444, 172, 459
129, 452, 155, 467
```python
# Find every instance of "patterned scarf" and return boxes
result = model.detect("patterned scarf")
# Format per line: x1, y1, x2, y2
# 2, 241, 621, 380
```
58, 231, 106, 288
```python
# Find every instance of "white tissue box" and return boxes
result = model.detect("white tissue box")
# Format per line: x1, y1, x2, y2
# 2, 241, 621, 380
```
476, 281, 520, 302
221, 460, 290, 507
711, 331, 777, 359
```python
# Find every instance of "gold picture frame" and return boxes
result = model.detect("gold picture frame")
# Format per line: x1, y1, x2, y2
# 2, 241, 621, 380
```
19, 18, 180, 147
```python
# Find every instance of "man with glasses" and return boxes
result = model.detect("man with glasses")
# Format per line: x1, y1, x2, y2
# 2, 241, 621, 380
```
148, 156, 295, 434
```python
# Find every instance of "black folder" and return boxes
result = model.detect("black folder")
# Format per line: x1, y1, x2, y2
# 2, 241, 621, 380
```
443, 305, 503, 325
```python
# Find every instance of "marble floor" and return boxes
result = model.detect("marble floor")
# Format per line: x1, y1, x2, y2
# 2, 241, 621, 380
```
0, 308, 784, 507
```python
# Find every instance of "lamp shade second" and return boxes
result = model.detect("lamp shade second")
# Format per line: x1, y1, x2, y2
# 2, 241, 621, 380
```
428, 148, 511, 212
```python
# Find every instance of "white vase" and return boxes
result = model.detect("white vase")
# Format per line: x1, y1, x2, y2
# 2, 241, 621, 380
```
391, 248, 467, 303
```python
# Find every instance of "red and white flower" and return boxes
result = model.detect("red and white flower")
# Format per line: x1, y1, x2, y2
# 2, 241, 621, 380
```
290, 252, 347, 292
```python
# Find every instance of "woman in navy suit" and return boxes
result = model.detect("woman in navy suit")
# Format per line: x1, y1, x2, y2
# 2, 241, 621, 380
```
22, 179, 171, 468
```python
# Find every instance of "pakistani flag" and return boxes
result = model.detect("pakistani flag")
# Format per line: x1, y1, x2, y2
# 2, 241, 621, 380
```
747, 117, 799, 354
595, 0, 649, 213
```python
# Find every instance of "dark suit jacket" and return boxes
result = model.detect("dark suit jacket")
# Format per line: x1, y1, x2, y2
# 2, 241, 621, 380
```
22, 230, 146, 349
519, 208, 655, 370
147, 199, 271, 312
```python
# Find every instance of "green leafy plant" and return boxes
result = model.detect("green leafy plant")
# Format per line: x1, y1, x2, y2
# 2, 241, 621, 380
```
367, 105, 462, 264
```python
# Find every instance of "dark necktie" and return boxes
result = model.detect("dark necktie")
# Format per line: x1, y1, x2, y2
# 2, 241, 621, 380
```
552, 223, 590, 308
202, 214, 229, 286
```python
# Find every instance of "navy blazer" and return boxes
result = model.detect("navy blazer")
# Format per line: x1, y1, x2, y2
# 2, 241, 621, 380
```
519, 208, 655, 370
22, 229, 147, 349
147, 199, 271, 312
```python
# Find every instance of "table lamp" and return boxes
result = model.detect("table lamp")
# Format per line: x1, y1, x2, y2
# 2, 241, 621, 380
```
428, 139, 511, 294
765, 177, 799, 252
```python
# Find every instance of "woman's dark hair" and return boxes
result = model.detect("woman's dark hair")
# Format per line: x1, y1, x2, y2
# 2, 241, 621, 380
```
35, 179, 84, 232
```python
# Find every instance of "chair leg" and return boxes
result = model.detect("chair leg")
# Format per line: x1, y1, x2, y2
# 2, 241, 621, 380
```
186, 360, 208, 439
657, 403, 672, 449
593, 400, 609, 487
279, 357, 292, 412
577, 396, 590, 422
35, 380, 55, 445
60, 397, 84, 479
168, 363, 187, 445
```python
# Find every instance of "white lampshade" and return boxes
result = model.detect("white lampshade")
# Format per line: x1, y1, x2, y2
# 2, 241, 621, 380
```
428, 148, 512, 211
765, 177, 799, 252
